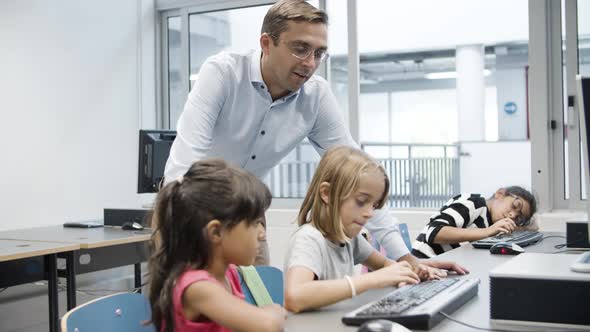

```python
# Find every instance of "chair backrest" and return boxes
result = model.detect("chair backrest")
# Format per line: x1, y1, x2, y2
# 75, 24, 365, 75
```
61, 292, 155, 332
237, 265, 283, 306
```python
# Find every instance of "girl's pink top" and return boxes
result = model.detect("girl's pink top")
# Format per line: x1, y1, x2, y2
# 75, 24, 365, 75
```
167, 264, 244, 332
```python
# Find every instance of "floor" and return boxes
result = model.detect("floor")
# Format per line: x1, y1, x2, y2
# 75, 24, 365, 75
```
0, 265, 146, 332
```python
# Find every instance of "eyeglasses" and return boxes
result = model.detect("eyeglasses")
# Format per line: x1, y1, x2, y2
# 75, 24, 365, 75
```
269, 34, 329, 64
508, 193, 528, 226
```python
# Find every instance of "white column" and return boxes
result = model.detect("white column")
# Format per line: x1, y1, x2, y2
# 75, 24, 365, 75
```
456, 44, 486, 142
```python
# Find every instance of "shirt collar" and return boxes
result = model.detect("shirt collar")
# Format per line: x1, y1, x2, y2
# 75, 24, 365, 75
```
250, 49, 301, 100
250, 49, 265, 84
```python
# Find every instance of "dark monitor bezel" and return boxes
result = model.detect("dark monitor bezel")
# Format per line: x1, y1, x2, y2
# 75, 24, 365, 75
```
577, 76, 590, 214
137, 129, 176, 193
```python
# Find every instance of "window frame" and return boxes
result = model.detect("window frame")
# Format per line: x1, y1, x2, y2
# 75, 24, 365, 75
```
156, 0, 588, 213
529, 0, 585, 211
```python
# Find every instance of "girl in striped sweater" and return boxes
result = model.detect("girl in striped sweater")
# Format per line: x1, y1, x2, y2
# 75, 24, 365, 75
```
411, 186, 537, 258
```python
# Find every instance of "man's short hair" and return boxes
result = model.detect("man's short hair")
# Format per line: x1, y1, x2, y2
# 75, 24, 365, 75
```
261, 0, 328, 45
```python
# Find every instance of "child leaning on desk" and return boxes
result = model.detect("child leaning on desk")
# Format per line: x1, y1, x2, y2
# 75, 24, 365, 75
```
147, 159, 286, 332
411, 186, 538, 258
283, 146, 421, 313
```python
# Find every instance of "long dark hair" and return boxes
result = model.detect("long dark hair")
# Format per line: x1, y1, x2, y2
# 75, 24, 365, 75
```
148, 158, 271, 332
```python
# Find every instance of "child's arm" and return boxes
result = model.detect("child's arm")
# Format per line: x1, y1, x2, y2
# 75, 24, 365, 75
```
435, 217, 517, 243
433, 226, 496, 243
424, 194, 512, 244
183, 281, 285, 332
284, 262, 419, 313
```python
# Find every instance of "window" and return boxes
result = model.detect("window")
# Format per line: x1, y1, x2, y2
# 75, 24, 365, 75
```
349, 0, 530, 206
165, 16, 182, 128
158, 1, 585, 211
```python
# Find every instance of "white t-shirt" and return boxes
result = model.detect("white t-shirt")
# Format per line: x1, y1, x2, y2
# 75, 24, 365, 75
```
284, 224, 374, 280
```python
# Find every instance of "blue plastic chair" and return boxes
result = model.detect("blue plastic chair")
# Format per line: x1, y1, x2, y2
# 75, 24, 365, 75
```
61, 292, 155, 332
237, 265, 284, 306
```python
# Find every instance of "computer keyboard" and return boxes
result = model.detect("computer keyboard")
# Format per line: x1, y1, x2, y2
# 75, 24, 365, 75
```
471, 230, 543, 249
342, 277, 480, 330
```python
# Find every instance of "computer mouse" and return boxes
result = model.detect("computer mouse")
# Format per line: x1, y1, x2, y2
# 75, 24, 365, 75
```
489, 242, 524, 255
121, 221, 144, 231
357, 319, 412, 332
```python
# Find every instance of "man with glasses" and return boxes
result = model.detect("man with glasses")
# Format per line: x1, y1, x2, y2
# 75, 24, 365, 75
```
164, 0, 466, 276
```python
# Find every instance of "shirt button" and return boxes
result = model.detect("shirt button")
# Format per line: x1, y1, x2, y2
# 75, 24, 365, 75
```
251, 155, 256, 160
260, 85, 265, 89
261, 130, 266, 135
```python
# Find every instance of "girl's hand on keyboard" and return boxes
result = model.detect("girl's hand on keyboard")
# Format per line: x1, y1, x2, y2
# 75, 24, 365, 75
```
418, 264, 447, 280
489, 218, 517, 236
373, 261, 420, 288
419, 259, 469, 276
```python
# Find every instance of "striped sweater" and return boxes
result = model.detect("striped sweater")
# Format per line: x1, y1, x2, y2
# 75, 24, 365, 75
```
411, 193, 491, 258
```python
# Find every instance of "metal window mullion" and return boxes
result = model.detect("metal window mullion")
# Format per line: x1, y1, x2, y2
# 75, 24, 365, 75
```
548, 1, 567, 210
317, 0, 328, 79
548, 0, 567, 210
347, 0, 360, 143
564, 0, 585, 209
529, 0, 560, 211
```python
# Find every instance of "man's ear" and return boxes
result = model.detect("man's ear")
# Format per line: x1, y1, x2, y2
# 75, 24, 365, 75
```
206, 219, 223, 243
319, 182, 330, 205
260, 33, 272, 55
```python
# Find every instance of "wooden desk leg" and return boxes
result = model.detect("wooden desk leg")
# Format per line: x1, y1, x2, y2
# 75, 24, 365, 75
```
46, 254, 58, 332
134, 263, 142, 293
65, 251, 76, 309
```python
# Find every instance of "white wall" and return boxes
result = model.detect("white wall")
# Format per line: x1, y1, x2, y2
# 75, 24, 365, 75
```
0, 0, 156, 230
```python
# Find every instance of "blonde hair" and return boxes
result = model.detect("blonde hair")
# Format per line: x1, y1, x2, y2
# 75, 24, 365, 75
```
261, 0, 328, 45
298, 146, 389, 243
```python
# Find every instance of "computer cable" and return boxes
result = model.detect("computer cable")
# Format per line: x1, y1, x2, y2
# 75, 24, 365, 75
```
539, 235, 566, 242
439, 311, 578, 332
554, 237, 587, 249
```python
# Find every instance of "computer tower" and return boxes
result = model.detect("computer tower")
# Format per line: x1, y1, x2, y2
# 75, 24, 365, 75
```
490, 253, 590, 329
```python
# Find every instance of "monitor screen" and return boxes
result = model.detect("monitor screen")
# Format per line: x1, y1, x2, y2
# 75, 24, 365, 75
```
137, 130, 176, 193
576, 76, 590, 219
576, 75, 590, 246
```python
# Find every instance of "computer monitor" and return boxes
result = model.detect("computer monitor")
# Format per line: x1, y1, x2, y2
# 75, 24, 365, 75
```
137, 129, 176, 193
572, 75, 590, 249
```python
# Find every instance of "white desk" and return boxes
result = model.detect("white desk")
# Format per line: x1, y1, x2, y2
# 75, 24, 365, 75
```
284, 233, 572, 331
0, 225, 151, 310
0, 239, 80, 332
